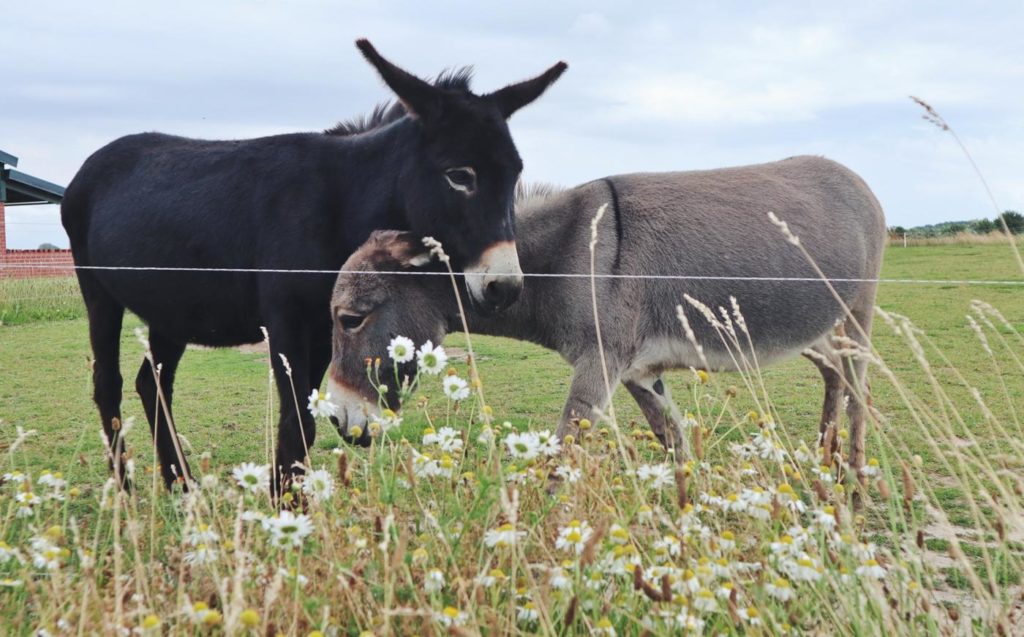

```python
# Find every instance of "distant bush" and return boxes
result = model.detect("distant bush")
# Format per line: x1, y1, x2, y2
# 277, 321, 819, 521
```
997, 210, 1023, 234
899, 211, 1023, 239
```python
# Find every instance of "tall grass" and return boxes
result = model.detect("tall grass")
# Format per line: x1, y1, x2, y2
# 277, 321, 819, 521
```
889, 231, 1024, 248
0, 277, 84, 326
2, 254, 1022, 635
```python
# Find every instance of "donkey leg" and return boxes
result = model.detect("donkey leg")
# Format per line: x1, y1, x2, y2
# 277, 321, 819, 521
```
135, 330, 190, 488
79, 273, 128, 485
843, 299, 876, 475
555, 354, 624, 441
307, 330, 332, 395
802, 339, 845, 443
623, 374, 691, 459
267, 323, 317, 490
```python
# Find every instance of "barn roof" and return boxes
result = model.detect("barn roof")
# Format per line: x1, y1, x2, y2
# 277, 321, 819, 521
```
0, 149, 65, 205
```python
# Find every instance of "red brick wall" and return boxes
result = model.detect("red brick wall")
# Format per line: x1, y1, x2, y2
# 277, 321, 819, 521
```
0, 201, 76, 278
1, 249, 75, 278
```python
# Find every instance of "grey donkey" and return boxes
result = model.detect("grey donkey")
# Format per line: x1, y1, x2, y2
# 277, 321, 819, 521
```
326, 156, 886, 472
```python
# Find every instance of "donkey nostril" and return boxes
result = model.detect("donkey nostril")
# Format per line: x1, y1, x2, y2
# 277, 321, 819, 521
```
482, 279, 521, 310
485, 281, 500, 298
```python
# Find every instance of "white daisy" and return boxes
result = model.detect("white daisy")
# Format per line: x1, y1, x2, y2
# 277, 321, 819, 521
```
784, 555, 823, 582
636, 463, 675, 489
737, 607, 762, 626
483, 523, 525, 548
475, 568, 507, 588
262, 511, 313, 549
554, 465, 581, 483
422, 426, 464, 453
411, 449, 451, 480
504, 431, 541, 460
860, 457, 881, 478
183, 544, 218, 565
2, 471, 26, 484
301, 469, 335, 503
555, 520, 593, 555
232, 462, 270, 493
653, 535, 682, 561
435, 606, 468, 627
549, 566, 573, 590
692, 588, 717, 612
536, 430, 561, 457
765, 577, 795, 601
182, 601, 218, 625
442, 375, 470, 401
517, 602, 539, 623
307, 388, 338, 418
855, 559, 886, 579
387, 335, 415, 363
813, 506, 837, 530
593, 617, 617, 636
0, 542, 22, 565
186, 523, 220, 546
29, 537, 65, 570
370, 409, 403, 434
416, 340, 448, 375
476, 426, 495, 444
424, 568, 445, 592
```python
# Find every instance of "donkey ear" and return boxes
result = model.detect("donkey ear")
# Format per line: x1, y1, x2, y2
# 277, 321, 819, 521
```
487, 61, 568, 119
356, 39, 440, 120
372, 230, 433, 268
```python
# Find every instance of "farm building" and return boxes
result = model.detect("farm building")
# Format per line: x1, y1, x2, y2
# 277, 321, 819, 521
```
0, 149, 72, 278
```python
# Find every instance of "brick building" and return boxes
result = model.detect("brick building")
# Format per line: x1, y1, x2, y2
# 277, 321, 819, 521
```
0, 149, 72, 278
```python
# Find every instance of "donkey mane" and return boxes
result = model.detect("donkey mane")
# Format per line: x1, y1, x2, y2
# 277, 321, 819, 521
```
515, 181, 564, 206
324, 67, 475, 137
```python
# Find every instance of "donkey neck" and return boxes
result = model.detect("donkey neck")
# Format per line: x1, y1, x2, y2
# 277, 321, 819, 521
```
327, 118, 423, 251
456, 189, 579, 345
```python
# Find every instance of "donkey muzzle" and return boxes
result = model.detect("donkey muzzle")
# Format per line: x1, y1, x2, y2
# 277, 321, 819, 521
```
464, 241, 524, 314
326, 374, 377, 447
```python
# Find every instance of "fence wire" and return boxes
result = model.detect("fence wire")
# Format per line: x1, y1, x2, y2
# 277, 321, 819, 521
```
0, 262, 1022, 286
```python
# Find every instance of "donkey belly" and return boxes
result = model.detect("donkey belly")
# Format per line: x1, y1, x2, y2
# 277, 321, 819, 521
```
635, 277, 854, 375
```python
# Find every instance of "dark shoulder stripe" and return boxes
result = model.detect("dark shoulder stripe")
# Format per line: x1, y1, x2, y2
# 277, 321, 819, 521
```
601, 177, 623, 271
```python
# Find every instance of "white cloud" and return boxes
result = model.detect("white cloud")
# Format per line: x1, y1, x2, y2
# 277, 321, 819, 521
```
2, 0, 1022, 236
569, 12, 611, 37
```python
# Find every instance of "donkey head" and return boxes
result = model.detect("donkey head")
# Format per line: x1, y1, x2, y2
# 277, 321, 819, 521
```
356, 39, 566, 313
327, 231, 452, 441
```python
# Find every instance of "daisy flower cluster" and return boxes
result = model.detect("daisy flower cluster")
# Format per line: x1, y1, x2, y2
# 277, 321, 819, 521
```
0, 328, 1004, 636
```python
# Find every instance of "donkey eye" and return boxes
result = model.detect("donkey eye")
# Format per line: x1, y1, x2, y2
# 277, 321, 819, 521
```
338, 313, 367, 332
444, 167, 477, 193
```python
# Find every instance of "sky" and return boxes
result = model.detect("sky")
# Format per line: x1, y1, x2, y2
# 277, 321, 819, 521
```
3, 0, 1022, 248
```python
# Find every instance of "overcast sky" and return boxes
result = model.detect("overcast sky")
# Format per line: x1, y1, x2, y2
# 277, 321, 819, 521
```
3, 0, 1022, 248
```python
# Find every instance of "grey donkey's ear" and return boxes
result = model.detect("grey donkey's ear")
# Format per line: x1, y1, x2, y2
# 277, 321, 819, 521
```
356, 39, 441, 120
368, 230, 433, 268
487, 60, 568, 119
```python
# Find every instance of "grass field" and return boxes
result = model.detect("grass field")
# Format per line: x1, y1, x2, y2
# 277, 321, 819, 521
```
1, 243, 1023, 634
3, 245, 1022, 483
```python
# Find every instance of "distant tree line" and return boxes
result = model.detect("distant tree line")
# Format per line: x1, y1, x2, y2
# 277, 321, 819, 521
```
889, 211, 1023, 238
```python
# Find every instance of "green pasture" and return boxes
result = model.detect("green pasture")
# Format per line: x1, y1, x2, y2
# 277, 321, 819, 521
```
1, 243, 1021, 498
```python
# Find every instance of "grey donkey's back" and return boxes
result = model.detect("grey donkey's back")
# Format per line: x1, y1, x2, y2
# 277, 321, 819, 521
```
604, 156, 884, 367
503, 156, 884, 468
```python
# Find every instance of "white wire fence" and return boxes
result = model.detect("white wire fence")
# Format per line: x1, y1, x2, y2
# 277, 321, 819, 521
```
1, 262, 1022, 286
